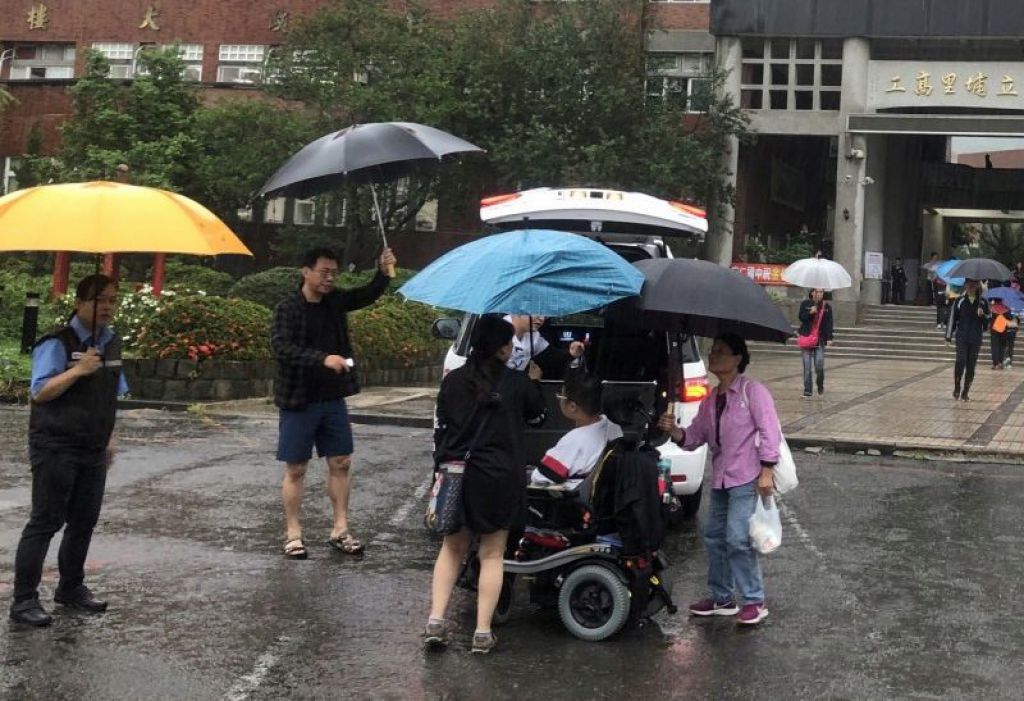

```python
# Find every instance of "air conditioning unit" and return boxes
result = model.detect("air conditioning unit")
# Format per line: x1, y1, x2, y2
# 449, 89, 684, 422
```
108, 64, 133, 79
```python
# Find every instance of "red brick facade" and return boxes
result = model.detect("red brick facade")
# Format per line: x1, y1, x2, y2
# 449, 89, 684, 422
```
1, 0, 710, 155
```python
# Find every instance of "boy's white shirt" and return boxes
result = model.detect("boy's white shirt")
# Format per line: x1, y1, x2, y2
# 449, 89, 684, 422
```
532, 415, 624, 488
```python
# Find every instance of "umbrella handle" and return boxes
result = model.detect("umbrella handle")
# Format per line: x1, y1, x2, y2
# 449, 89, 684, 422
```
369, 184, 396, 278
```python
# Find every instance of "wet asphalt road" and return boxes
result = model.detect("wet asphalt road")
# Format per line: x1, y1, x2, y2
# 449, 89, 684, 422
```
1, 406, 1023, 701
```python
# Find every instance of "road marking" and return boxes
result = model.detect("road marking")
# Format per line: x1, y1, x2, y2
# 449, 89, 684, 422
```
777, 499, 825, 561
370, 475, 433, 546
224, 633, 299, 701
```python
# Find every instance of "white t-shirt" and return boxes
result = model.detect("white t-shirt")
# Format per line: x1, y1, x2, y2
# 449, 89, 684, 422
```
532, 416, 624, 488
504, 315, 549, 371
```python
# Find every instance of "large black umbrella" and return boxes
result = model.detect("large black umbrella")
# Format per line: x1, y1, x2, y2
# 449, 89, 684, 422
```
258, 122, 484, 199
607, 258, 793, 343
946, 258, 1011, 281
258, 122, 484, 274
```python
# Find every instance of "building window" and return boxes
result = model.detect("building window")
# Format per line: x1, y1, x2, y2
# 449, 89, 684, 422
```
8, 43, 75, 80
217, 44, 265, 84
740, 39, 843, 112
91, 42, 137, 79
131, 44, 204, 81
264, 197, 286, 224
323, 198, 347, 228
294, 198, 316, 226
2, 157, 18, 195
646, 52, 713, 112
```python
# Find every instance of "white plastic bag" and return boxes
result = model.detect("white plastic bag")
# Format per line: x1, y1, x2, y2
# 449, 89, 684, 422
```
772, 436, 799, 494
748, 495, 782, 554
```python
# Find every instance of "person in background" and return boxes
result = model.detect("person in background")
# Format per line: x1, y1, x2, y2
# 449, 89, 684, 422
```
946, 279, 989, 402
990, 300, 1012, 371
797, 289, 834, 398
890, 257, 908, 305
10, 275, 128, 627
658, 334, 780, 626
925, 252, 940, 307
504, 315, 584, 375
426, 316, 546, 654
1010, 261, 1024, 291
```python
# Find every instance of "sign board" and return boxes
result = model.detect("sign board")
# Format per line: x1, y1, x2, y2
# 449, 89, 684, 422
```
731, 262, 791, 286
868, 60, 1024, 111
864, 251, 884, 280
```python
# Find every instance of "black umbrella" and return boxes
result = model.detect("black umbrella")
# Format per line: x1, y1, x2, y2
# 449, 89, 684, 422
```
258, 122, 484, 274
607, 258, 793, 343
946, 258, 1011, 281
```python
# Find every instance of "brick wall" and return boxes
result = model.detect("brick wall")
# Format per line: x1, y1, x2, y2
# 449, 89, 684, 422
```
646, 2, 711, 30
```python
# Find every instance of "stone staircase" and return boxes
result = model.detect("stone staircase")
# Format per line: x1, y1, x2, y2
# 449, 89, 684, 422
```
750, 304, 993, 362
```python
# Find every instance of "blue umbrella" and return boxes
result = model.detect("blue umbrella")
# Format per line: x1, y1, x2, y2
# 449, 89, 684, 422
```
934, 259, 965, 287
398, 229, 644, 316
983, 286, 1024, 312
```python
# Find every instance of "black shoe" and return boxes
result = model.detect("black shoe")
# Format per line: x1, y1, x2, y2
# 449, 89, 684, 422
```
54, 586, 107, 613
961, 393, 970, 402
817, 386, 824, 396
9, 600, 53, 627
953, 388, 960, 400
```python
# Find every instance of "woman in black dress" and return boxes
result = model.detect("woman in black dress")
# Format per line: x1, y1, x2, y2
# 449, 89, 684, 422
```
425, 316, 545, 654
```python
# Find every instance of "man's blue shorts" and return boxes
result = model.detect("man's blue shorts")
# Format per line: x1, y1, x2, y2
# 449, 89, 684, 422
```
277, 400, 354, 464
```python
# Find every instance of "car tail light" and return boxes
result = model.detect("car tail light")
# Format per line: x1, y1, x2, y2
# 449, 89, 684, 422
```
680, 376, 709, 402
480, 193, 521, 207
669, 201, 707, 219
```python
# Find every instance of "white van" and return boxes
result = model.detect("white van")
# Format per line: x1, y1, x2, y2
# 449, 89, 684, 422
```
433, 187, 710, 519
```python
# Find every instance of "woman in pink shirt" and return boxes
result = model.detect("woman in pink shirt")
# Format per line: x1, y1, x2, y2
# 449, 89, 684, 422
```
658, 333, 780, 625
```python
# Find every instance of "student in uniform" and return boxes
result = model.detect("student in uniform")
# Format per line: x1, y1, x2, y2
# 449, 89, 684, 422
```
10, 274, 128, 627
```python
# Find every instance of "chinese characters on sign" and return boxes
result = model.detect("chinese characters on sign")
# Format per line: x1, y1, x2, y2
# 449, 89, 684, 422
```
270, 10, 289, 32
730, 262, 791, 287
139, 5, 160, 31
26, 2, 48, 30
886, 69, 1018, 98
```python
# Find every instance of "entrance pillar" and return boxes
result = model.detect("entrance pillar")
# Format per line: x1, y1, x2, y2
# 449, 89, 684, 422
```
831, 38, 871, 324
707, 35, 742, 267
861, 135, 887, 305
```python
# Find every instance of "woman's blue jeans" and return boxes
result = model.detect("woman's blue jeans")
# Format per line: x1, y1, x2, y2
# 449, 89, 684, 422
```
802, 345, 825, 395
704, 480, 765, 605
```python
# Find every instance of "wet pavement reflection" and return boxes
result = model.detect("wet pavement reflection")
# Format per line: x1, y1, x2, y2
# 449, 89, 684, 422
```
1, 406, 1023, 700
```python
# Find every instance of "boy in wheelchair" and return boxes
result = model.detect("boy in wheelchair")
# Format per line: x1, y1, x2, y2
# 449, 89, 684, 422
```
530, 372, 623, 489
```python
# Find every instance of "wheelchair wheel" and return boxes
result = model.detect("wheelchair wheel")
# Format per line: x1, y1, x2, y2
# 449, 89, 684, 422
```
557, 564, 630, 642
492, 573, 516, 626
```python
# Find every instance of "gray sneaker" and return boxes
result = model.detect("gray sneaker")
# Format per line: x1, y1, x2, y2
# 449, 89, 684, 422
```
423, 621, 448, 648
470, 631, 498, 655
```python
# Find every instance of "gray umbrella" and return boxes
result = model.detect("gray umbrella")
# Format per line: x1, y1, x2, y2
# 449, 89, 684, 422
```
946, 258, 1011, 281
258, 122, 484, 267
258, 122, 484, 199
607, 258, 793, 343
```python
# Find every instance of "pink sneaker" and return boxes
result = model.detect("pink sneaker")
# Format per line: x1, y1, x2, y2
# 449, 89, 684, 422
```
737, 603, 768, 625
688, 598, 739, 617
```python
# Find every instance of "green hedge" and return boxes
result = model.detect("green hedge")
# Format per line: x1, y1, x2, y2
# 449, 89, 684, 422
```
349, 295, 448, 367
151, 260, 235, 297
229, 266, 416, 310
135, 295, 272, 361
228, 266, 300, 310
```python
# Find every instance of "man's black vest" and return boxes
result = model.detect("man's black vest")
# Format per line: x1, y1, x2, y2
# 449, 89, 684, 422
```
28, 325, 122, 451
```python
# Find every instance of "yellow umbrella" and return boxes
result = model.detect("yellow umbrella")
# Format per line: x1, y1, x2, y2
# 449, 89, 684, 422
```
0, 181, 251, 256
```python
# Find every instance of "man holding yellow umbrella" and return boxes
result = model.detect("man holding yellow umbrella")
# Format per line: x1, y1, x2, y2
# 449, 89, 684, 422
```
0, 181, 251, 626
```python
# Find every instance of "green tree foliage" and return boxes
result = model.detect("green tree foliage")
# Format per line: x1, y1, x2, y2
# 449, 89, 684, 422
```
978, 223, 1024, 265
189, 100, 318, 220
267, 0, 751, 226
33, 48, 202, 189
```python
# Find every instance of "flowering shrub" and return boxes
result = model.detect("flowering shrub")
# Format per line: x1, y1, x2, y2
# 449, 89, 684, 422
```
134, 295, 271, 361
154, 260, 236, 297
229, 267, 300, 310
349, 295, 448, 367
50, 284, 207, 351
